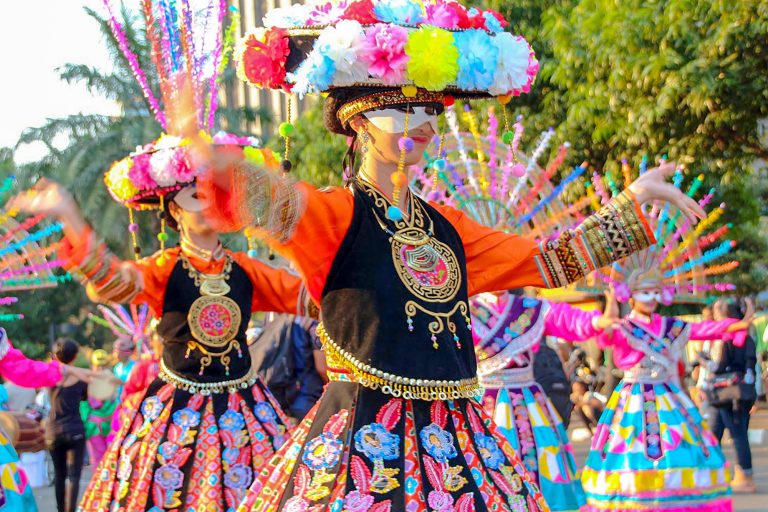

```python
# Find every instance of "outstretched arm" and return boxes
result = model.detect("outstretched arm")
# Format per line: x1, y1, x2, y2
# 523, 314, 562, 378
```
8, 179, 168, 311
0, 329, 92, 388
434, 163, 704, 295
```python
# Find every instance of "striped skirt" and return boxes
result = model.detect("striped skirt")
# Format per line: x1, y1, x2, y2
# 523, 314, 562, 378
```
485, 384, 586, 512
581, 379, 732, 512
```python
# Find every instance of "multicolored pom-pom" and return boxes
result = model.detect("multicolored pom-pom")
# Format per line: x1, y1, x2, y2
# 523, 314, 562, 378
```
398, 137, 414, 152
247, 249, 258, 258
390, 170, 408, 187
128, 223, 139, 233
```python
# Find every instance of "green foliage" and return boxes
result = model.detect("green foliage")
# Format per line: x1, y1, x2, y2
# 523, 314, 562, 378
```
476, 0, 768, 295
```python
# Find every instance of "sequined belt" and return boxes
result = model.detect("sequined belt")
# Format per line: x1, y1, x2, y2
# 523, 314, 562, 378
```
158, 358, 259, 395
317, 323, 480, 401
479, 367, 535, 389
623, 365, 671, 384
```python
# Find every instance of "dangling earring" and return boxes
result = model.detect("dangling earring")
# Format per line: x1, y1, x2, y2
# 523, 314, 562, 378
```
361, 130, 370, 161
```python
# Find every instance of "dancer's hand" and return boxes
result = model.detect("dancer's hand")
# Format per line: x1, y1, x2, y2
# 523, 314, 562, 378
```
593, 287, 621, 331
627, 162, 706, 223
7, 179, 88, 234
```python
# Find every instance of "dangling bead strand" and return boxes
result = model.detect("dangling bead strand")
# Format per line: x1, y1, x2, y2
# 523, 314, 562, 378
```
156, 195, 168, 266
278, 95, 295, 173
388, 102, 410, 221
128, 208, 141, 260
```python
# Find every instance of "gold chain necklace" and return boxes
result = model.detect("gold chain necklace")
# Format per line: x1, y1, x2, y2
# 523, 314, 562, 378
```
179, 252, 242, 376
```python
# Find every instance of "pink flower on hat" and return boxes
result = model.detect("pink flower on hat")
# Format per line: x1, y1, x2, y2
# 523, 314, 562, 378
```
360, 24, 409, 85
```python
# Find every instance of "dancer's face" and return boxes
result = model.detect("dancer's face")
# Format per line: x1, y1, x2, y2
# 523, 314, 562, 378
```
351, 105, 438, 167
631, 287, 661, 315
170, 185, 216, 237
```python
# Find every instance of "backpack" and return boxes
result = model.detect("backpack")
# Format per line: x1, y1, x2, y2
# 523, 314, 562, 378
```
249, 315, 298, 411
533, 339, 573, 428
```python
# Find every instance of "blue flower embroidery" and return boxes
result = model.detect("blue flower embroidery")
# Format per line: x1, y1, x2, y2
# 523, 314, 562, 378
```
474, 433, 506, 470
419, 423, 457, 463
141, 396, 164, 421
302, 432, 343, 470
354, 423, 400, 461
219, 410, 245, 431
157, 441, 179, 461
172, 407, 200, 429
153, 464, 184, 490
223, 463, 253, 490
254, 402, 278, 423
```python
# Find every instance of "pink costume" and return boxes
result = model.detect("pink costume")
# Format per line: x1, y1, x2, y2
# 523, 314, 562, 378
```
0, 328, 63, 511
473, 294, 599, 511
581, 313, 740, 512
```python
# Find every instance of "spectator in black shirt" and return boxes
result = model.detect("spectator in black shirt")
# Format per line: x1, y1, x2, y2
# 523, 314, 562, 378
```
706, 299, 757, 494
48, 338, 88, 512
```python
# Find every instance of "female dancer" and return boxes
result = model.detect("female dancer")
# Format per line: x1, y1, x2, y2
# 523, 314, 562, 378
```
8, 2, 303, 509
203, 2, 703, 509
0, 328, 91, 511
580, 192, 748, 511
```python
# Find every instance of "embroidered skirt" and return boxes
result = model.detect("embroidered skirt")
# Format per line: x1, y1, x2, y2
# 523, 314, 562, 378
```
485, 384, 585, 512
581, 380, 732, 512
237, 381, 549, 512
77, 375, 290, 511
0, 430, 37, 512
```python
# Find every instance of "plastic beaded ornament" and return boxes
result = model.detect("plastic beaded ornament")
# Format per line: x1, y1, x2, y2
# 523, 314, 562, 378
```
0, 176, 72, 321
99, 0, 281, 257
578, 161, 738, 305
90, 303, 155, 358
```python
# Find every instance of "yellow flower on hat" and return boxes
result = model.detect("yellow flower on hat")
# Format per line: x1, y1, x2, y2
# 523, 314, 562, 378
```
405, 27, 459, 91
105, 158, 139, 201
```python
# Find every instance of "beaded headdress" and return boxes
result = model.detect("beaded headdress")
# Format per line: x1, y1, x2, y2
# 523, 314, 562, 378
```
0, 177, 72, 322
100, 0, 280, 254
237, 0, 539, 220
579, 164, 738, 304
90, 303, 155, 358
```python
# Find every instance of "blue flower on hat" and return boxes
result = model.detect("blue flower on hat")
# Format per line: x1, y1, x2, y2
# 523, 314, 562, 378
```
374, 0, 424, 25
288, 51, 336, 97
455, 29, 499, 91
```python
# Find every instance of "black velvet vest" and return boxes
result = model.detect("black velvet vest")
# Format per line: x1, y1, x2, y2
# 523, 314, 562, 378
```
158, 258, 253, 382
320, 182, 476, 381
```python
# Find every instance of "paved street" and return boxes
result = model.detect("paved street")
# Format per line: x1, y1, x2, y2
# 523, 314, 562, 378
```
33, 412, 768, 511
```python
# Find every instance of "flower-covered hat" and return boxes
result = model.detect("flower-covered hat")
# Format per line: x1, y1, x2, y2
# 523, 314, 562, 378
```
105, 131, 273, 210
236, 0, 538, 99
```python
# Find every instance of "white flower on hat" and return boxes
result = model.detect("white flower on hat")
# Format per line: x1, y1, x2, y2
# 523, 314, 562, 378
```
489, 33, 534, 96
149, 149, 178, 187
315, 20, 368, 86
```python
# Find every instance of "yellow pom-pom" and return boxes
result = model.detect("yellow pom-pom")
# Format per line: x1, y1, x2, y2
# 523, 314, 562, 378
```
243, 226, 258, 238
401, 85, 418, 98
405, 27, 458, 92
497, 94, 512, 105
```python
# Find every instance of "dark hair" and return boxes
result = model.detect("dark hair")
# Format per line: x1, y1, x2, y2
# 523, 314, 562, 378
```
163, 191, 180, 232
52, 338, 79, 365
